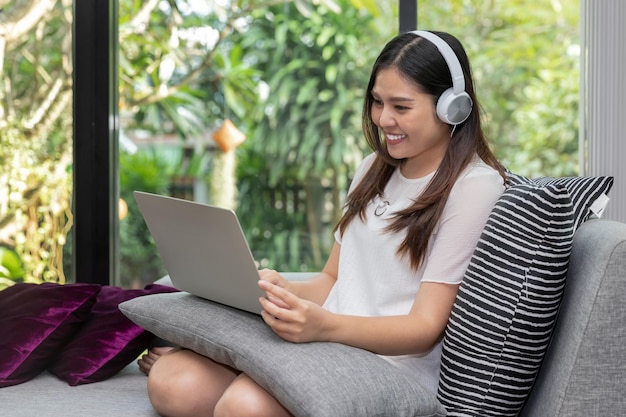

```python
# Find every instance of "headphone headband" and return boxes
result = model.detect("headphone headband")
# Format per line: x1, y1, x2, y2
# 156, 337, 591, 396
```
411, 30, 465, 94
410, 30, 473, 126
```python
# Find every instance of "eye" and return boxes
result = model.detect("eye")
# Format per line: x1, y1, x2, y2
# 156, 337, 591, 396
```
395, 105, 409, 111
372, 98, 383, 107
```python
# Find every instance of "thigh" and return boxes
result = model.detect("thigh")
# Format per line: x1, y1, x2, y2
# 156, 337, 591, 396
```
148, 348, 239, 417
214, 373, 293, 417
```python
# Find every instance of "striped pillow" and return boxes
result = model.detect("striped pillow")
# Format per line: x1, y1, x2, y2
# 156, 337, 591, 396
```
507, 172, 613, 227
437, 183, 575, 416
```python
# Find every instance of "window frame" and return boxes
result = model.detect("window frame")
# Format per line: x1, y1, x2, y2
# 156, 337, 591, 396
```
72, 0, 119, 285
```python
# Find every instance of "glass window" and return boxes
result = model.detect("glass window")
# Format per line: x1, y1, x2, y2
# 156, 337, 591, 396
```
0, 1, 74, 289
117, 1, 397, 288
117, 0, 580, 288
0, 1, 580, 290
421, 0, 580, 177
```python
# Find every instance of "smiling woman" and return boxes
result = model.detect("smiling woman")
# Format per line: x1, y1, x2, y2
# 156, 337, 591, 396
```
370, 67, 451, 179
139, 29, 506, 417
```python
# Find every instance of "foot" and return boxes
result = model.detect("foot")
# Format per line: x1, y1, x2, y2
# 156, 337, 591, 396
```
138, 346, 176, 375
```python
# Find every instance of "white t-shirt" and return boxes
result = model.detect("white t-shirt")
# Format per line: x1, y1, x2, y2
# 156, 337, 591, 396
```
323, 153, 505, 393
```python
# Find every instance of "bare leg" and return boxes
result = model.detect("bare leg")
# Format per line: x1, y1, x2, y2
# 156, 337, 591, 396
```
147, 348, 239, 417
214, 373, 293, 417
138, 346, 175, 375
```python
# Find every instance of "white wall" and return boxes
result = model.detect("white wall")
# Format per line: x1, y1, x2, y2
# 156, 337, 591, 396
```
580, 0, 626, 222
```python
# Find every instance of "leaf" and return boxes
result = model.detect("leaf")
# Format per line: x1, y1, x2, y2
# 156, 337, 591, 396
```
296, 79, 319, 105
293, 0, 313, 18
325, 64, 338, 83
0, 247, 24, 279
317, 26, 336, 47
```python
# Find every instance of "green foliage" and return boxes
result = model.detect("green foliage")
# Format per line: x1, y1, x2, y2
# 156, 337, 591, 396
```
420, 0, 580, 177
119, 0, 269, 140
239, 1, 387, 187
236, 150, 337, 272
2, 0, 583, 285
0, 117, 72, 284
118, 150, 171, 288
0, 0, 73, 284
231, 0, 390, 270
0, 246, 24, 290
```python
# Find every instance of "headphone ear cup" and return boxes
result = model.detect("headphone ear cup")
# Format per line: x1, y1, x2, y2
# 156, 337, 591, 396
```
436, 88, 473, 125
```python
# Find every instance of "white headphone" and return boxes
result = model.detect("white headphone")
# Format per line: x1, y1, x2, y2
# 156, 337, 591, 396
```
411, 30, 473, 125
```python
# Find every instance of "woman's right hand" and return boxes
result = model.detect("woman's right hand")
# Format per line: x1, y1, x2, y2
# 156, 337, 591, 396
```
258, 269, 290, 308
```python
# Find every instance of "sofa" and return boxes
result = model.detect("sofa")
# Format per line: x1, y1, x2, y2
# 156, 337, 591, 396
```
1, 174, 624, 416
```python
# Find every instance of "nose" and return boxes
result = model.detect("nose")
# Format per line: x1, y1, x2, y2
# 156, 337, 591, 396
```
376, 105, 396, 128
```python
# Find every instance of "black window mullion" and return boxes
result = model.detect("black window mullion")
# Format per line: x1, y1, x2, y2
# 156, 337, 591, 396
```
399, 0, 418, 32
72, 0, 119, 285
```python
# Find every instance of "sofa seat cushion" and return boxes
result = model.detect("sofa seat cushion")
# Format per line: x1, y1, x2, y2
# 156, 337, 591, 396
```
0, 363, 157, 417
120, 292, 447, 417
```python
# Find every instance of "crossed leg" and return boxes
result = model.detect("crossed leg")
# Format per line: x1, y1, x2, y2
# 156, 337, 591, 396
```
145, 348, 292, 417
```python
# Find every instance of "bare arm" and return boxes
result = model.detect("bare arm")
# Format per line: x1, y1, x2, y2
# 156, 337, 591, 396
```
259, 278, 459, 356
324, 281, 459, 355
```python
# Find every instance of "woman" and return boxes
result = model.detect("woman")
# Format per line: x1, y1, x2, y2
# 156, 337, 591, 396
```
140, 30, 506, 417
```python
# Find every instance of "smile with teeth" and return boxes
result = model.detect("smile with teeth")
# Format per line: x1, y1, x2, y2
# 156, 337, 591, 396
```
386, 133, 407, 143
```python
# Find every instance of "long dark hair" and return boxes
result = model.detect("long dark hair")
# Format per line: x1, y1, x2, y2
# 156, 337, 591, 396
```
335, 30, 505, 270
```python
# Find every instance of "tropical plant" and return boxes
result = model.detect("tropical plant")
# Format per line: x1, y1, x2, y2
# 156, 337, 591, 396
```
420, 0, 580, 176
0, 0, 582, 286
234, 0, 391, 271
118, 150, 172, 288
0, 0, 73, 284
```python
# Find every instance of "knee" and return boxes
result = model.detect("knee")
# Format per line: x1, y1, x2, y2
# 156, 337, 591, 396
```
147, 353, 203, 416
214, 377, 290, 417
214, 388, 264, 417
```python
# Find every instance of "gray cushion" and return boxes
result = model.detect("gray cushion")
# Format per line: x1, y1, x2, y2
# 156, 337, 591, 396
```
120, 293, 447, 417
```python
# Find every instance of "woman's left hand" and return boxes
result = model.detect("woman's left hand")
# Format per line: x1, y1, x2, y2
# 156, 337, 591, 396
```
258, 279, 330, 343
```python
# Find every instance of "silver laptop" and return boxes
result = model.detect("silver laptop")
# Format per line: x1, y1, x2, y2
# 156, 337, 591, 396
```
134, 191, 264, 315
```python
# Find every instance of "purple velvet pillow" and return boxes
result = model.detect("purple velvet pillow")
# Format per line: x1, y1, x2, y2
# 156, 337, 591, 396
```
48, 283, 179, 385
0, 283, 102, 387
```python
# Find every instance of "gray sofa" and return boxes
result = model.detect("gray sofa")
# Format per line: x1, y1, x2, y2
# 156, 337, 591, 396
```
1, 219, 625, 416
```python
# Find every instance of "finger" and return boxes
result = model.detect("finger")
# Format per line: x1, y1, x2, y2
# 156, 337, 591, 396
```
259, 296, 288, 319
260, 311, 303, 343
258, 280, 293, 309
266, 294, 289, 309
258, 280, 296, 304
258, 269, 273, 279
258, 270, 284, 288
260, 310, 294, 334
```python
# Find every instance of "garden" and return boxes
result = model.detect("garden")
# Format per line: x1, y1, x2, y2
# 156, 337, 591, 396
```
0, 0, 579, 288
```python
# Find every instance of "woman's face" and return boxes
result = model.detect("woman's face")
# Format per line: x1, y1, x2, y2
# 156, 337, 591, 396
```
370, 67, 451, 179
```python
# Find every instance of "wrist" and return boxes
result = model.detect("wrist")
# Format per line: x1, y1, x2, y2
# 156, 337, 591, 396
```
322, 311, 341, 343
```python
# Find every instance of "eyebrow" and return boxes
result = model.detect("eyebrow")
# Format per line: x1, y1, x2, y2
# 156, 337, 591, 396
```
371, 91, 415, 102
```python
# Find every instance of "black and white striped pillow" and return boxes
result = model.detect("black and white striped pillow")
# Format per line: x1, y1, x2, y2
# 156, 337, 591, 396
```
507, 172, 613, 228
437, 183, 575, 416
437, 171, 614, 416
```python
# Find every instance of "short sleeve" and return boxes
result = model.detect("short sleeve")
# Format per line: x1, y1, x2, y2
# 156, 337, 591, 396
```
334, 153, 376, 245
421, 165, 504, 284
